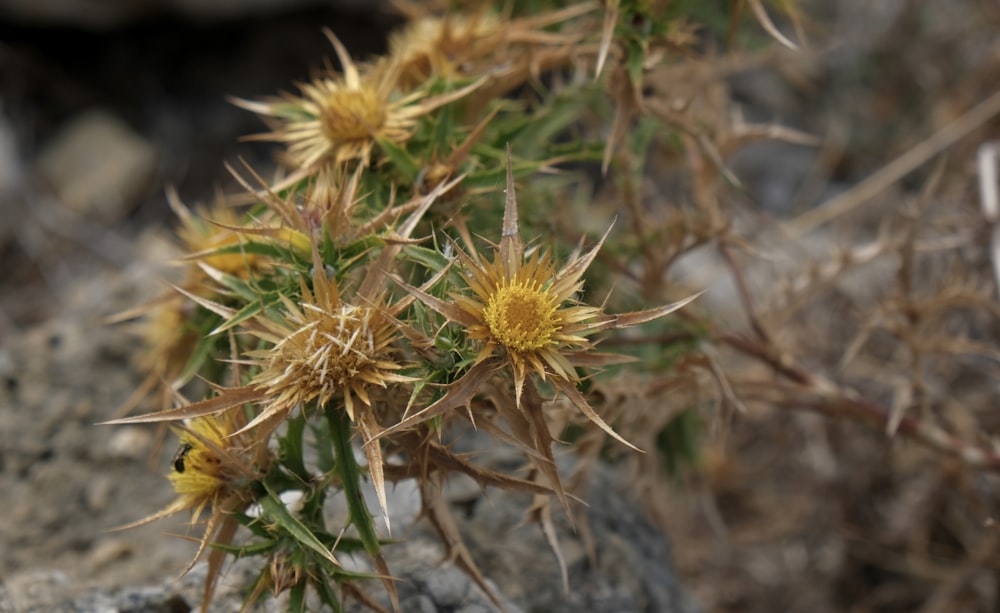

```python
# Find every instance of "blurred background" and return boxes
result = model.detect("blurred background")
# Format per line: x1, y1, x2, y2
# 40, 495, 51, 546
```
2, 0, 1000, 611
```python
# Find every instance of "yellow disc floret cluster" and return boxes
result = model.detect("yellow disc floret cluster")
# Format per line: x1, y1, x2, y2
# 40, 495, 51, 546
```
482, 275, 561, 352
318, 85, 388, 144
167, 416, 229, 512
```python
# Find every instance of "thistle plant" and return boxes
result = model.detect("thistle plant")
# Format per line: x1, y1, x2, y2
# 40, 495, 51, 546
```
103, 1, 822, 611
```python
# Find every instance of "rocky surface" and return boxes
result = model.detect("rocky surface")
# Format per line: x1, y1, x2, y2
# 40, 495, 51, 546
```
34, 110, 158, 222
0, 449, 696, 612
0, 296, 693, 611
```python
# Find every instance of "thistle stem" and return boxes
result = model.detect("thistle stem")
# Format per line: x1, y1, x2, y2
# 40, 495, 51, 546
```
325, 403, 399, 610
325, 404, 380, 556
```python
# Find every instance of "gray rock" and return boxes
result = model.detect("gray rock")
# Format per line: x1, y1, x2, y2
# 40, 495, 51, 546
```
0, 281, 197, 598
456, 464, 699, 613
0, 559, 271, 613
345, 539, 521, 613
0, 113, 22, 252
340, 454, 699, 613
0, 457, 697, 613
34, 110, 158, 223
728, 141, 817, 215
1, 571, 73, 613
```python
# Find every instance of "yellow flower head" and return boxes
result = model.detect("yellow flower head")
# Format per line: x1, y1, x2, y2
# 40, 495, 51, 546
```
406, 151, 610, 409
393, 148, 700, 449
114, 190, 263, 416
134, 294, 196, 401
170, 190, 262, 282
233, 29, 482, 172
482, 268, 560, 352
146, 194, 257, 394
109, 407, 263, 608
454, 245, 602, 394
110, 406, 261, 543
167, 412, 245, 520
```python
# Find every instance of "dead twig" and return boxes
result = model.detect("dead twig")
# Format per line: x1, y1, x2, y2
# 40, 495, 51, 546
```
790, 88, 1000, 235
723, 335, 1000, 472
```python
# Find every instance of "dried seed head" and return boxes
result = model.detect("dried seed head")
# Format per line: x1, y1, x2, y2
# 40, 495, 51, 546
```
260, 301, 400, 419
245, 261, 414, 430
388, 14, 498, 88
268, 550, 304, 597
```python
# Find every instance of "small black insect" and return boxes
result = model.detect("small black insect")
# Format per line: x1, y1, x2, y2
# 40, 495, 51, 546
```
172, 443, 193, 473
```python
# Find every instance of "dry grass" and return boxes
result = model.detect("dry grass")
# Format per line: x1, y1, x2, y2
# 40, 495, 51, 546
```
616, 1, 1000, 610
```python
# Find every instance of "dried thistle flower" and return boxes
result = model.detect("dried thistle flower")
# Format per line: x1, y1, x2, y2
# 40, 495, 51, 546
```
265, 550, 305, 599
387, 12, 500, 89
232, 29, 481, 172
227, 161, 377, 250
387, 3, 597, 91
246, 270, 411, 433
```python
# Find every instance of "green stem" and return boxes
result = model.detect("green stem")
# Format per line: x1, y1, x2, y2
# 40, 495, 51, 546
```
325, 403, 381, 556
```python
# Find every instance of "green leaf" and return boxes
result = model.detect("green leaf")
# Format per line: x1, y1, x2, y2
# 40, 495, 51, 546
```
210, 239, 308, 266
625, 37, 645, 87
336, 234, 386, 270
518, 93, 589, 152
200, 267, 261, 302
259, 482, 342, 568
311, 418, 336, 474
232, 512, 277, 539
288, 581, 307, 613
177, 330, 220, 384
377, 137, 421, 183
211, 298, 267, 334
280, 413, 310, 483
313, 569, 345, 613
315, 533, 373, 555
430, 100, 454, 150
464, 158, 550, 191
210, 539, 276, 557
326, 407, 381, 557
401, 244, 451, 275
656, 407, 701, 477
